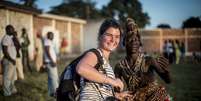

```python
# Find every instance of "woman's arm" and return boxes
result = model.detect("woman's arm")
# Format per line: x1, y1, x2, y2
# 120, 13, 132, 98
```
76, 52, 124, 90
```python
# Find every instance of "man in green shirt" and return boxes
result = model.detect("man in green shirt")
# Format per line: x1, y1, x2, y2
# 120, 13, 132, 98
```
21, 28, 32, 72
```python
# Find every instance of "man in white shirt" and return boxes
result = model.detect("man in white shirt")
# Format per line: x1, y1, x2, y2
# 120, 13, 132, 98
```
43, 32, 58, 97
1, 25, 17, 96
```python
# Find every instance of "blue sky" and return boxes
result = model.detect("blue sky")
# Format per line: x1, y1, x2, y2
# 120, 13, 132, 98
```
140, 0, 201, 29
12, 0, 201, 29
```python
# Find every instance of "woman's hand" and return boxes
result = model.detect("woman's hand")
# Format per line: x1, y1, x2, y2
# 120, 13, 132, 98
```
106, 78, 124, 91
113, 78, 124, 91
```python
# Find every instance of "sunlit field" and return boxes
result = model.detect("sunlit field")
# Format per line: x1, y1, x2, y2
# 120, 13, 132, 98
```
0, 52, 201, 101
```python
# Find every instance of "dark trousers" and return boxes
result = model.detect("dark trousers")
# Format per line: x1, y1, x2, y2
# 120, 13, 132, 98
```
22, 50, 32, 72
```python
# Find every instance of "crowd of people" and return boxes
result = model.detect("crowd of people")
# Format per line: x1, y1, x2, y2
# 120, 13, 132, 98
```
1, 18, 173, 101
1, 25, 59, 97
163, 39, 186, 64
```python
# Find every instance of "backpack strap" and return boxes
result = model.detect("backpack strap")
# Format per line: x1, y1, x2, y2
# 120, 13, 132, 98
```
60, 48, 103, 81
87, 48, 104, 69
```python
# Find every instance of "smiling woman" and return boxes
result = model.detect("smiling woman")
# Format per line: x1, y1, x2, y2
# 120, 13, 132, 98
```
75, 18, 132, 101
99, 28, 121, 51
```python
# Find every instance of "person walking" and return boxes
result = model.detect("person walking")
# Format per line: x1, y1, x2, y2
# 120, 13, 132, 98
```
34, 33, 43, 72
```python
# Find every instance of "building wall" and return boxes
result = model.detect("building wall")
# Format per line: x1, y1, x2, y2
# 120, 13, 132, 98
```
0, 9, 7, 39
33, 14, 86, 53
141, 29, 201, 55
71, 22, 81, 53
33, 16, 52, 35
141, 30, 161, 53
187, 29, 201, 52
55, 20, 70, 52
83, 19, 104, 51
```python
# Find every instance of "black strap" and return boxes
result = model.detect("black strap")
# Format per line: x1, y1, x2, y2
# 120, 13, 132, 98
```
60, 48, 103, 81
87, 48, 104, 68
93, 83, 105, 100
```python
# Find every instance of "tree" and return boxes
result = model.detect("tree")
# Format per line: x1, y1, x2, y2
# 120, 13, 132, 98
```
182, 16, 201, 28
157, 23, 171, 29
20, 0, 37, 8
101, 0, 150, 28
49, 0, 102, 20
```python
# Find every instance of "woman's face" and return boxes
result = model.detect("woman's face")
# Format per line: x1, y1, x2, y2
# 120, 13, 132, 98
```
125, 34, 140, 54
99, 27, 120, 51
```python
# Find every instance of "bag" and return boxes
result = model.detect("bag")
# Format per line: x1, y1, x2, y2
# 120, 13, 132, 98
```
56, 48, 104, 101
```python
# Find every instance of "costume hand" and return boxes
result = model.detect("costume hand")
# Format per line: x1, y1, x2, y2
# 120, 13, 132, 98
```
154, 56, 169, 71
115, 91, 133, 100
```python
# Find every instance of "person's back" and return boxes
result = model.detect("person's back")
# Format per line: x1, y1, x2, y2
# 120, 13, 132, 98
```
163, 40, 168, 59
34, 33, 43, 71
60, 37, 68, 54
180, 42, 185, 63
167, 40, 174, 64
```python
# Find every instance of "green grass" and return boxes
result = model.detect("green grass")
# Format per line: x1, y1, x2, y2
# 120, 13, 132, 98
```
0, 54, 201, 101
0, 58, 72, 101
165, 64, 201, 101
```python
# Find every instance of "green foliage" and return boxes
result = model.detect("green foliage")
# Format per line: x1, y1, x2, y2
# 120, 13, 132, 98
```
20, 0, 37, 8
49, 0, 103, 20
157, 23, 171, 29
49, 0, 150, 27
182, 16, 201, 28
101, 0, 150, 28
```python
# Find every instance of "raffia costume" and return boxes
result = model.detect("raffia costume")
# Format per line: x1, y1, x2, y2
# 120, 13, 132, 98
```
114, 18, 171, 101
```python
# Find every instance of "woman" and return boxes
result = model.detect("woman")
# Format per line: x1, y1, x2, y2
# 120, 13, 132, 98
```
76, 19, 130, 100
114, 18, 171, 101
